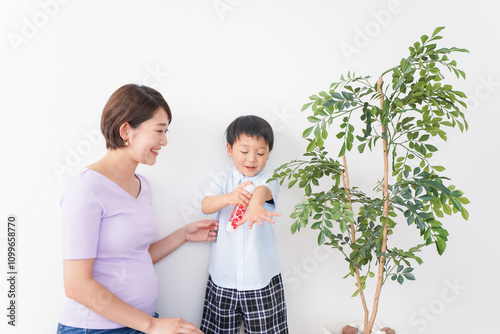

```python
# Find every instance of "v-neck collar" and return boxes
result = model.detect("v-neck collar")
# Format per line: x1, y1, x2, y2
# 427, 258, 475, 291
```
85, 168, 143, 200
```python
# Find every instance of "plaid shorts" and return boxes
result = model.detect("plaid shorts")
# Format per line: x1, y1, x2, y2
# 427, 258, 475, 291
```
200, 274, 289, 334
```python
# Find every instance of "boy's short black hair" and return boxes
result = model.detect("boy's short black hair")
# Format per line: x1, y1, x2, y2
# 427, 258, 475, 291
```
225, 115, 274, 151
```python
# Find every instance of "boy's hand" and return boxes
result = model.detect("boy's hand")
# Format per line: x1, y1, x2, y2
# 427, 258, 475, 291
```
227, 181, 254, 207
237, 203, 281, 229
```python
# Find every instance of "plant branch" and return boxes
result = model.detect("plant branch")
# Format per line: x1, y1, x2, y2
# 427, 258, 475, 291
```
341, 155, 369, 329
368, 78, 391, 333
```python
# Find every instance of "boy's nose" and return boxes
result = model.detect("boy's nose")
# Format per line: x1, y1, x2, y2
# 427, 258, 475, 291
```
247, 153, 257, 162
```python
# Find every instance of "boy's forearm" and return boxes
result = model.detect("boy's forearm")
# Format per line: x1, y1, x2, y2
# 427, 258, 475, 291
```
248, 185, 272, 206
202, 195, 229, 214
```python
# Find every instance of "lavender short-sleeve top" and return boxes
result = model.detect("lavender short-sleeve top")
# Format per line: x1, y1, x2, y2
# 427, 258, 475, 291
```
59, 168, 159, 329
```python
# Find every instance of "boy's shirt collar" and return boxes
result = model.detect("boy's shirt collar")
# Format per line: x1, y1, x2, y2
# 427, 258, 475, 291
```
232, 167, 265, 184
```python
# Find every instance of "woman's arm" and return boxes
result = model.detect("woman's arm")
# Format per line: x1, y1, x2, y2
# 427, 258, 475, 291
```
63, 259, 202, 334
148, 219, 219, 264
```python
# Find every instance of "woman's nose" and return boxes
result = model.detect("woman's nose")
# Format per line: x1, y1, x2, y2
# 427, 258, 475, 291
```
160, 133, 167, 146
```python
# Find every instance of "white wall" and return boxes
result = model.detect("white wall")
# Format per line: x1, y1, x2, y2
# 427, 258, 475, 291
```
1, 0, 499, 333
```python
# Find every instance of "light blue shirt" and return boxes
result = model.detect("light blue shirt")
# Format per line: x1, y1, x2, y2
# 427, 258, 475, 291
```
205, 168, 281, 290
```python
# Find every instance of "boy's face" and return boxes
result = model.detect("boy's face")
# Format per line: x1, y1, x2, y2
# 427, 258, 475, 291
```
227, 134, 270, 177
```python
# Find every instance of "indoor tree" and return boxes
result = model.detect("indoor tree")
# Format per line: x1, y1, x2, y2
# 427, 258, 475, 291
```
271, 27, 469, 333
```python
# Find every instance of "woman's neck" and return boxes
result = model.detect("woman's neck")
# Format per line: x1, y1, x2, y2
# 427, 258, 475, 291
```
88, 149, 138, 182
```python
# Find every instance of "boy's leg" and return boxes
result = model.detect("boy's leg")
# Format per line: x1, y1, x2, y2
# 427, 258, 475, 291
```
200, 276, 243, 334
241, 274, 289, 334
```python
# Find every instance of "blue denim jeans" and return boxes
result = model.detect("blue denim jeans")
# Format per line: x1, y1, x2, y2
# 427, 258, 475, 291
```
57, 313, 159, 334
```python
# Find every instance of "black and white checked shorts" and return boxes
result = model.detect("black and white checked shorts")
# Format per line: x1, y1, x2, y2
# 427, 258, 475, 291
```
200, 274, 289, 334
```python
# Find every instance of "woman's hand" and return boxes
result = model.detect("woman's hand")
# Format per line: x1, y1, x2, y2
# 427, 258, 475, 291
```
148, 317, 203, 334
185, 219, 219, 242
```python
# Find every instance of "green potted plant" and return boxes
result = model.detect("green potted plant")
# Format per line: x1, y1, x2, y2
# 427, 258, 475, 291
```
271, 27, 470, 333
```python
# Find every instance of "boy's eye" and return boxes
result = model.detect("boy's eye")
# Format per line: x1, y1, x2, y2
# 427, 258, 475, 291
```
257, 153, 264, 156
240, 151, 248, 154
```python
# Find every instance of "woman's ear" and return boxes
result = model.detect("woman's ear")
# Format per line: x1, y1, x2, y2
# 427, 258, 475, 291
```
227, 143, 233, 157
119, 122, 131, 141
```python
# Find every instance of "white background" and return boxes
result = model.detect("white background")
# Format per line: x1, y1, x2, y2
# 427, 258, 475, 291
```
1, 0, 499, 333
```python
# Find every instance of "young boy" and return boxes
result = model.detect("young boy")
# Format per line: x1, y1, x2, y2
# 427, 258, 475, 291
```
200, 115, 289, 334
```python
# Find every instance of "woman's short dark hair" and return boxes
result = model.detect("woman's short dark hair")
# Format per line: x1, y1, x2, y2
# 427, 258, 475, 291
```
225, 115, 274, 151
101, 84, 172, 150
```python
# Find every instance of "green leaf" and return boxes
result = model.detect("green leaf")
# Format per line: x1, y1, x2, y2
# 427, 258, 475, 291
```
442, 203, 452, 215
339, 142, 346, 157
302, 126, 314, 138
436, 236, 447, 255
307, 116, 321, 123
403, 273, 416, 280
432, 26, 445, 38
426, 144, 438, 152
419, 134, 430, 142
322, 128, 328, 140
342, 91, 354, 101
450, 197, 463, 211
433, 165, 445, 172
301, 102, 313, 111
318, 230, 325, 245
311, 221, 322, 229
323, 99, 335, 107
419, 194, 434, 202
331, 92, 343, 100
305, 183, 312, 196
461, 207, 469, 220
306, 139, 317, 152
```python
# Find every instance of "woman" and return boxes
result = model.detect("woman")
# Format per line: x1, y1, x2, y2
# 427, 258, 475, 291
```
58, 84, 218, 334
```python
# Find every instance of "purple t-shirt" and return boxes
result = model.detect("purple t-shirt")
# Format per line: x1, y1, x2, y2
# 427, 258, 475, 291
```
59, 168, 159, 329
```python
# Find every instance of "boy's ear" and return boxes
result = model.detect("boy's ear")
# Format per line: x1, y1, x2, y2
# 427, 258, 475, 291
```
226, 143, 233, 157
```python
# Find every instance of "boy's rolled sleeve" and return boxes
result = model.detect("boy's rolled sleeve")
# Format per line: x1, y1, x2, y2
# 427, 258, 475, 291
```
261, 174, 279, 212
204, 172, 226, 197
